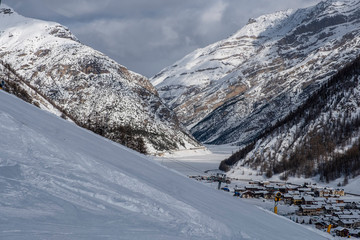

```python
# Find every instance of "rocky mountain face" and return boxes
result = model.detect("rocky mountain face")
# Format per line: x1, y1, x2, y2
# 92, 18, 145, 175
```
222, 55, 360, 182
0, 6, 200, 154
151, 0, 360, 146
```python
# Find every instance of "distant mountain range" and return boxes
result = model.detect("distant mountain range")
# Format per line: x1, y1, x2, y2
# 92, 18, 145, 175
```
0, 6, 200, 154
151, 0, 360, 179
222, 55, 360, 181
151, 0, 360, 145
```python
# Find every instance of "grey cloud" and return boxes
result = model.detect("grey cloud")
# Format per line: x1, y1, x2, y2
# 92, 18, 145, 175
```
5, 0, 322, 77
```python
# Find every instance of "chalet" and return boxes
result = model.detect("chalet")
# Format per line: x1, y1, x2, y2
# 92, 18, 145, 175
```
293, 196, 303, 205
286, 185, 299, 191
297, 205, 323, 216
265, 184, 277, 192
283, 194, 293, 204
342, 210, 354, 215
288, 190, 300, 196
334, 189, 345, 197
298, 188, 312, 194
264, 192, 275, 200
259, 181, 270, 186
315, 221, 329, 230
334, 227, 350, 237
278, 186, 287, 193
302, 196, 316, 205
241, 191, 255, 199
320, 214, 339, 226
338, 219, 360, 228
319, 188, 335, 198
314, 197, 326, 205
245, 185, 265, 192
349, 229, 360, 238
344, 200, 360, 210
323, 205, 341, 214
233, 189, 245, 198
307, 191, 315, 196
334, 203, 346, 211
233, 186, 246, 193
337, 212, 360, 228
254, 191, 267, 198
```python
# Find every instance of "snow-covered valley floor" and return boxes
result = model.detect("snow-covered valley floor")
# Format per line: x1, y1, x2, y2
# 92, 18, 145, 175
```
155, 142, 360, 239
153, 145, 238, 176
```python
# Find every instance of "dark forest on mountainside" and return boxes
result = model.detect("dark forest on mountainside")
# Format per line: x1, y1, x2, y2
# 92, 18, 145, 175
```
220, 55, 360, 183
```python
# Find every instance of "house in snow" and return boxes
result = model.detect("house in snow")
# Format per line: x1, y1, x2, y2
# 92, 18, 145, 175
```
302, 196, 316, 205
283, 194, 293, 204
297, 205, 323, 216
241, 191, 255, 199
293, 195, 303, 205
333, 227, 350, 237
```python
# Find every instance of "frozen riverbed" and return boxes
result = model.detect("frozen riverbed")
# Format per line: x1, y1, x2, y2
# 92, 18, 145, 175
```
153, 145, 239, 176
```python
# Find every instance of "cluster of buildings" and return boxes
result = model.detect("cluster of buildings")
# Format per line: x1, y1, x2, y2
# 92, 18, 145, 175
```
230, 181, 360, 238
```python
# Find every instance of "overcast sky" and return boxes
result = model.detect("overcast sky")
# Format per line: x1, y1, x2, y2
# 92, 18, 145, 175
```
5, 0, 321, 77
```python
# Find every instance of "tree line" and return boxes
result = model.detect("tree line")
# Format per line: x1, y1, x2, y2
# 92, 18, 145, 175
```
0, 60, 148, 154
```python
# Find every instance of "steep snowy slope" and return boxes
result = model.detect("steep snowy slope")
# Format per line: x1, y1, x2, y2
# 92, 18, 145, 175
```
0, 91, 330, 239
151, 0, 360, 145
0, 6, 200, 154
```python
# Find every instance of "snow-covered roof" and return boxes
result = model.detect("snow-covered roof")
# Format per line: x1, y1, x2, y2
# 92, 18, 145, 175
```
302, 196, 315, 202
300, 204, 322, 210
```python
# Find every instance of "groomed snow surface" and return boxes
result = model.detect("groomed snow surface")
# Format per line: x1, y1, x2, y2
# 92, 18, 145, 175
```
0, 91, 331, 239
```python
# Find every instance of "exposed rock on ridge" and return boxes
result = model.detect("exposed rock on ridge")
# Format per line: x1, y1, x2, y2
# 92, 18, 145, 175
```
151, 0, 360, 146
0, 5, 200, 154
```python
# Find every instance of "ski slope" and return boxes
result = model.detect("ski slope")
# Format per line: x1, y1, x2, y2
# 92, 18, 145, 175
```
0, 91, 331, 239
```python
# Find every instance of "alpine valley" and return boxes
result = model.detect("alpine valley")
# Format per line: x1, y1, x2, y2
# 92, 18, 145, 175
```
151, 0, 360, 180
0, 1, 358, 239
0, 5, 200, 155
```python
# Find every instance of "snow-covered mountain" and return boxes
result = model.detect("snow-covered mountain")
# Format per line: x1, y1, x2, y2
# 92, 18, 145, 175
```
151, 0, 360, 146
0, 6, 200, 154
222, 55, 360, 181
0, 90, 330, 239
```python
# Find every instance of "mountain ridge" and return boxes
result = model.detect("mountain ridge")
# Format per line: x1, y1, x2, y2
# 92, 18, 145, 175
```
223, 54, 360, 182
0, 5, 200, 154
151, 0, 360, 146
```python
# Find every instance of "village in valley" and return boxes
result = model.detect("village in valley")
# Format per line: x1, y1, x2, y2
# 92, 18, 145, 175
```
190, 174, 360, 238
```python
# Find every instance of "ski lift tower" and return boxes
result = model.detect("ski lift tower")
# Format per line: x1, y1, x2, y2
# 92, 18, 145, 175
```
215, 173, 227, 190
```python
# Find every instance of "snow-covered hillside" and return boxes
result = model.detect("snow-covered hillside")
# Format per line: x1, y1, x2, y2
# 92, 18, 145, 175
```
151, 0, 360, 146
0, 5, 200, 154
222, 55, 360, 184
0, 90, 332, 239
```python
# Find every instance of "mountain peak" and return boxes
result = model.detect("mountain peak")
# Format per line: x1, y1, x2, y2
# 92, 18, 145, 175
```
236, 9, 294, 38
